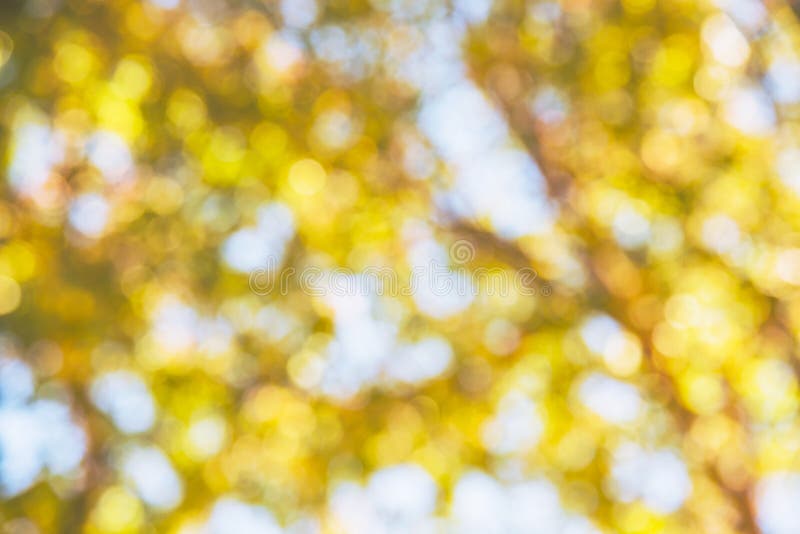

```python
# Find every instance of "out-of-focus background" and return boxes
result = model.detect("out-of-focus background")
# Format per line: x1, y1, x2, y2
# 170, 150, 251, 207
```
1, 0, 800, 532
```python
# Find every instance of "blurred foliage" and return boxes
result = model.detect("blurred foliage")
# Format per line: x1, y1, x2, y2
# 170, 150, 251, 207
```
3, 0, 800, 533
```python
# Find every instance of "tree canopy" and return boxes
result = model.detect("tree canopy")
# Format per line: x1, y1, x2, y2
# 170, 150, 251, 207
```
2, 0, 800, 533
